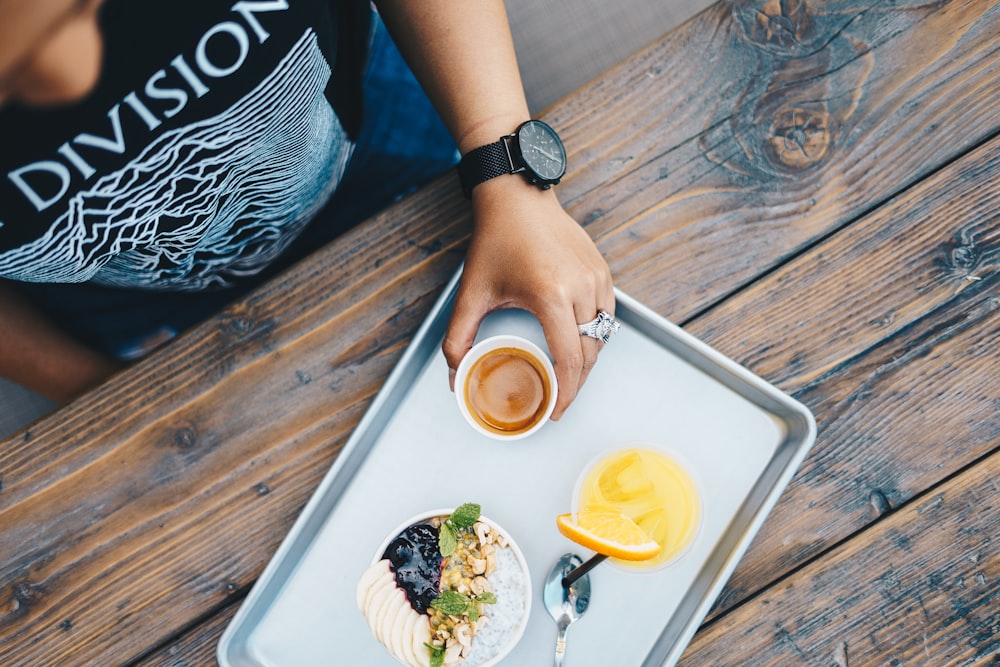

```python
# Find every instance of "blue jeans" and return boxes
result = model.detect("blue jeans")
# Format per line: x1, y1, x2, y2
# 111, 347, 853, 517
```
22, 18, 458, 359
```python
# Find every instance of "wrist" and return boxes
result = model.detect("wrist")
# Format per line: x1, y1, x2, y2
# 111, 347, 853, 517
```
456, 113, 529, 155
458, 119, 567, 198
469, 175, 561, 234
470, 172, 559, 205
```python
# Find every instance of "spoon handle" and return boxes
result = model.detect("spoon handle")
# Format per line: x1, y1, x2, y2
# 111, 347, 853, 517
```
554, 617, 571, 667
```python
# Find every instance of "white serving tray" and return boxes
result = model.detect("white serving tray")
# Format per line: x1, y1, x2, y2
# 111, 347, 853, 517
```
217, 269, 816, 667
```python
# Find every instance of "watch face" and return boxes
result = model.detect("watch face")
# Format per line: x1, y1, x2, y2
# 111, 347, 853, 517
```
516, 120, 567, 183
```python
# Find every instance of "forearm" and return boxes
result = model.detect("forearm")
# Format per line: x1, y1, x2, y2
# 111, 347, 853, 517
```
372, 0, 563, 239
373, 0, 530, 154
373, 2, 614, 419
0, 280, 121, 404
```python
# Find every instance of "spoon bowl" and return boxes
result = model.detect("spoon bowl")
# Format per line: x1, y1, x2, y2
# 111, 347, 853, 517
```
542, 553, 592, 666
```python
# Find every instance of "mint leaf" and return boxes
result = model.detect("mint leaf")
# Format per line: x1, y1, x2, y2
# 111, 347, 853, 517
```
450, 503, 481, 529
467, 604, 479, 623
431, 590, 473, 616
438, 522, 457, 557
425, 643, 444, 667
475, 591, 497, 605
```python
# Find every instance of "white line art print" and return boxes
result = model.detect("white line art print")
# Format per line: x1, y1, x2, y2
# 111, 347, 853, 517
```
0, 30, 349, 291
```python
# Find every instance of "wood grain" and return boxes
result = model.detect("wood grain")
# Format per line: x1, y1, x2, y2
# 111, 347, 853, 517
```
132, 604, 236, 667
1, 1, 999, 666
555, 0, 1000, 319
686, 129, 1000, 617
679, 452, 1000, 666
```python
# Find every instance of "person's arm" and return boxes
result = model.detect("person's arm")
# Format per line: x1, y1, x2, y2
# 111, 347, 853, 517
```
0, 280, 121, 404
373, 0, 615, 420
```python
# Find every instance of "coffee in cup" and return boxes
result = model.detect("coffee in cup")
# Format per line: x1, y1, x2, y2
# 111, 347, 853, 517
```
454, 335, 557, 440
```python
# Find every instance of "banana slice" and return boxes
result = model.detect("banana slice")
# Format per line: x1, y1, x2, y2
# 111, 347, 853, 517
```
362, 572, 394, 615
361, 573, 396, 628
356, 560, 391, 610
381, 589, 410, 648
397, 609, 421, 667
357, 558, 438, 667
387, 596, 414, 662
366, 581, 400, 645
411, 615, 433, 667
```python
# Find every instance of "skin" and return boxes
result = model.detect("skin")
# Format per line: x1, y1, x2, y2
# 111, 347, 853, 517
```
0, 0, 120, 402
0, 0, 105, 107
376, 1, 614, 419
0, 0, 613, 415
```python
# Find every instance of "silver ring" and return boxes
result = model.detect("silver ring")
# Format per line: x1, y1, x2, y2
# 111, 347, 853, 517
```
578, 310, 621, 343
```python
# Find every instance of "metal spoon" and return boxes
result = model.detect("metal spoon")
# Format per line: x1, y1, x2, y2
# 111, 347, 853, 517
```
543, 553, 592, 666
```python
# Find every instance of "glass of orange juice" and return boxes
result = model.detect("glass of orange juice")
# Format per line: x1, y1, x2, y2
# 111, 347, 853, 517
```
572, 447, 701, 570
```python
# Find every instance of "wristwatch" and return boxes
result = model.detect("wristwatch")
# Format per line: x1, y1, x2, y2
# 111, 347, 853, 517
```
458, 120, 567, 197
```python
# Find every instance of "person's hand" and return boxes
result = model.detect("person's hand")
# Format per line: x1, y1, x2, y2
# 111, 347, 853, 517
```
442, 177, 614, 420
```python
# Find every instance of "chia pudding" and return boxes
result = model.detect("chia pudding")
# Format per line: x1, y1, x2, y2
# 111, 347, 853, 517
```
357, 504, 531, 667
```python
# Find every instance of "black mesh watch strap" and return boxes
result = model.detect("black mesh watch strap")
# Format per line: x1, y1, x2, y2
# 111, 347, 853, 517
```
457, 139, 514, 198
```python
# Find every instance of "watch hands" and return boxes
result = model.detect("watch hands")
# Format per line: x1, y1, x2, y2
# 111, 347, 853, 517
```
532, 146, 561, 162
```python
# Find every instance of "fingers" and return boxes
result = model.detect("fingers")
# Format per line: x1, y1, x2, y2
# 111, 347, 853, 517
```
535, 300, 586, 421
572, 310, 604, 398
534, 284, 612, 421
494, 255, 610, 420
562, 289, 615, 417
441, 280, 488, 392
443, 194, 616, 418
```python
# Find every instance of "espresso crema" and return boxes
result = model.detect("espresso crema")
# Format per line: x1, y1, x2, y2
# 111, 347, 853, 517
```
463, 347, 551, 435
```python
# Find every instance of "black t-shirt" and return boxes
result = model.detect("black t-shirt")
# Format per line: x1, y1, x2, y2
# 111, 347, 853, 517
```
0, 0, 369, 291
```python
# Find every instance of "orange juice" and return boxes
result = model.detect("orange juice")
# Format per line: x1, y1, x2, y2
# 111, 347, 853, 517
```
575, 447, 701, 569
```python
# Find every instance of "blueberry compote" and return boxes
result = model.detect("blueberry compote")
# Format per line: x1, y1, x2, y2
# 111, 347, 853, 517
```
382, 521, 443, 613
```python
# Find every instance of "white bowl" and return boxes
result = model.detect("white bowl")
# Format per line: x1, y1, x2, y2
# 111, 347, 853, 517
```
371, 508, 532, 667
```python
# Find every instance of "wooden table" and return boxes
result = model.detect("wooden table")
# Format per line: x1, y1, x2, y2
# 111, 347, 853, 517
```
3, 1, 998, 665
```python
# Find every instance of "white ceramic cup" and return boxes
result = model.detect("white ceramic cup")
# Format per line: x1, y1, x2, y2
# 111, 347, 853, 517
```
453, 335, 558, 441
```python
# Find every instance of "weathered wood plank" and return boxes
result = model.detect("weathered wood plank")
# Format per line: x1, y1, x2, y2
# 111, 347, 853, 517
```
685, 128, 1000, 617
131, 604, 235, 667
678, 452, 1000, 666
2, 1, 999, 665
554, 0, 1000, 319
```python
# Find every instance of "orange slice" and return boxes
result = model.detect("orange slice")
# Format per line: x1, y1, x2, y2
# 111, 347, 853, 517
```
555, 510, 661, 561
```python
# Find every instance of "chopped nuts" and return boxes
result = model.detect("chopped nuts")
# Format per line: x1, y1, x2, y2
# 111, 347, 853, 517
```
454, 623, 473, 648
474, 522, 491, 546
468, 556, 487, 575
485, 552, 497, 577
470, 576, 490, 596
431, 519, 510, 664
443, 644, 463, 665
